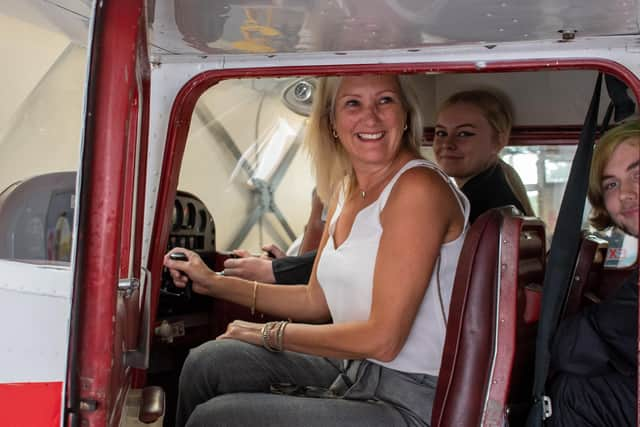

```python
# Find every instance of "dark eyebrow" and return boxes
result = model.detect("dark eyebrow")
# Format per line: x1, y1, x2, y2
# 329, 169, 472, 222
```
338, 89, 398, 99
434, 123, 477, 129
601, 160, 640, 181
337, 93, 361, 99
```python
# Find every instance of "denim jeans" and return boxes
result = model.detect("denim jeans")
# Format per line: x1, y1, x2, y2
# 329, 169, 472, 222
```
177, 339, 436, 427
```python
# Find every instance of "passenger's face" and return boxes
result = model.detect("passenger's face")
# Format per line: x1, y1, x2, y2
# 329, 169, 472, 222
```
433, 103, 503, 186
333, 75, 408, 168
601, 140, 639, 237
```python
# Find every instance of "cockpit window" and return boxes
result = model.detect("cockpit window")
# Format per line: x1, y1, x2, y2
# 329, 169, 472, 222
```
0, 15, 85, 264
184, 72, 637, 265
181, 77, 316, 253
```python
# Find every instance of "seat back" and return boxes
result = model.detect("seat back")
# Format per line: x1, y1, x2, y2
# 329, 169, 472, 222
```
562, 233, 608, 318
432, 207, 546, 426
0, 172, 76, 262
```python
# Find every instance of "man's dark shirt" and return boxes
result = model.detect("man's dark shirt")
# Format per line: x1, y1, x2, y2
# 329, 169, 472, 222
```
460, 162, 527, 224
272, 250, 317, 284
551, 269, 639, 377
273, 162, 527, 284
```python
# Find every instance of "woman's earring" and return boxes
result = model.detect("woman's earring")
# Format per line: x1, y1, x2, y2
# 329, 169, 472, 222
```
403, 123, 408, 131
332, 128, 338, 138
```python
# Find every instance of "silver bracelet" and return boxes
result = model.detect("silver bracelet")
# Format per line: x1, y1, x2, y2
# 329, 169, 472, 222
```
261, 322, 278, 352
275, 320, 289, 352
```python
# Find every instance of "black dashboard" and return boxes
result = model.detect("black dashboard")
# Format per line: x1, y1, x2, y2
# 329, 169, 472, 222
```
159, 190, 217, 316
168, 190, 215, 252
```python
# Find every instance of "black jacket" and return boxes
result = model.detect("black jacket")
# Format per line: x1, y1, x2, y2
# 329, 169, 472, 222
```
272, 250, 317, 284
460, 162, 527, 224
551, 270, 639, 377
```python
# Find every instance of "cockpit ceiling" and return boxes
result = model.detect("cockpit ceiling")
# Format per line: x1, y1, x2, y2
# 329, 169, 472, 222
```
1, 0, 638, 58
148, 0, 639, 57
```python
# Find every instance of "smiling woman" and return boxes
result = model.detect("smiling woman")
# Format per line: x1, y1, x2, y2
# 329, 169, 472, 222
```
330, 75, 416, 199
307, 74, 424, 204
164, 74, 469, 427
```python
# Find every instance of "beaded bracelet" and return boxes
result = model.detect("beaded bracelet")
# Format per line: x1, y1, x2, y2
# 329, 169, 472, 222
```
261, 321, 278, 352
275, 320, 289, 351
261, 320, 290, 352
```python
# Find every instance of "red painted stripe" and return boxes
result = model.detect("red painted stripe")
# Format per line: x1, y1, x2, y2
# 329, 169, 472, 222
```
0, 382, 62, 427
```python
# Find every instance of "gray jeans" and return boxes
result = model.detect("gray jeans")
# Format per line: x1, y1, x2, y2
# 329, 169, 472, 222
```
177, 340, 436, 427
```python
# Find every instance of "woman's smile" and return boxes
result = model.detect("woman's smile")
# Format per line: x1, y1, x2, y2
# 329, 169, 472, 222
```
357, 131, 385, 141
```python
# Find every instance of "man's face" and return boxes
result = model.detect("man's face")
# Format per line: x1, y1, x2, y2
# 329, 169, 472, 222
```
601, 139, 639, 237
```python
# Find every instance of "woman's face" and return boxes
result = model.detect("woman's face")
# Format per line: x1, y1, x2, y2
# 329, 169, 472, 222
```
333, 75, 408, 169
433, 102, 503, 186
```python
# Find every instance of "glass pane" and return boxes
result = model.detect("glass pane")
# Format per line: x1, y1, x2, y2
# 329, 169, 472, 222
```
503, 146, 637, 268
182, 77, 316, 253
0, 16, 86, 263
182, 79, 638, 267
502, 145, 577, 235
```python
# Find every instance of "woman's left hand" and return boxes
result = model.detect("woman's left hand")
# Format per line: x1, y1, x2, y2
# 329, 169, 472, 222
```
163, 247, 218, 296
217, 320, 263, 346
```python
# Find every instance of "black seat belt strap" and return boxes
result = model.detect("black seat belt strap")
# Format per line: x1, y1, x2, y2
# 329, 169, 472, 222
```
525, 73, 603, 427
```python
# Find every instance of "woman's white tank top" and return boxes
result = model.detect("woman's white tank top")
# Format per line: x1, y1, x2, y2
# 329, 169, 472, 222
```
316, 159, 470, 376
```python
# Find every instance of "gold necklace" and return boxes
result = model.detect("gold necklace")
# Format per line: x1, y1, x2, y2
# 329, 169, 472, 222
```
357, 161, 401, 200
358, 172, 388, 199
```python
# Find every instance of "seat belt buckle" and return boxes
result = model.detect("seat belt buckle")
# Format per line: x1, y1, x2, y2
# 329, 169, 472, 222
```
542, 395, 553, 420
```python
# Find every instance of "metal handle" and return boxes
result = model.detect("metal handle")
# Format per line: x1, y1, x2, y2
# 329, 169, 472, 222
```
118, 277, 140, 298
124, 268, 151, 369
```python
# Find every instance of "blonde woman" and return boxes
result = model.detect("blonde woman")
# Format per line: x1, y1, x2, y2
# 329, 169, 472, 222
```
165, 74, 469, 427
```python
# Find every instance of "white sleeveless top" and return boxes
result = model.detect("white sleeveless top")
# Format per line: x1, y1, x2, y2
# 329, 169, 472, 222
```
316, 159, 470, 376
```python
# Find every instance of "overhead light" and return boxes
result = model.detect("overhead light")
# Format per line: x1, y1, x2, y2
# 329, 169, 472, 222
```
282, 78, 316, 116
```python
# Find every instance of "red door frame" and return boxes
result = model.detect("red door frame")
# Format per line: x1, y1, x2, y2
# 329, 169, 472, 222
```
148, 58, 639, 423
69, 0, 149, 425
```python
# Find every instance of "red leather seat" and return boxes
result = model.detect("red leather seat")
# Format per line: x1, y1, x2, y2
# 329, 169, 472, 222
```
562, 233, 608, 318
432, 207, 546, 426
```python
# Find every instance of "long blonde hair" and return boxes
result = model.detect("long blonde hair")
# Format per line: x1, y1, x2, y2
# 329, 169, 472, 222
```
305, 75, 424, 204
499, 159, 535, 216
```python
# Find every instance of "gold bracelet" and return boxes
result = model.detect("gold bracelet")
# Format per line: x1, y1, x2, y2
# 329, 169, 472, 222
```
261, 322, 269, 350
250, 280, 258, 315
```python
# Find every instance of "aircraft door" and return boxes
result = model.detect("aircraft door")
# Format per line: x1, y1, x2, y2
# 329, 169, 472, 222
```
67, 1, 151, 426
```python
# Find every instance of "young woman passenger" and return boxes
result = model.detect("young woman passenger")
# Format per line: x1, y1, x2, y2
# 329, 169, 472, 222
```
433, 89, 534, 223
164, 74, 469, 427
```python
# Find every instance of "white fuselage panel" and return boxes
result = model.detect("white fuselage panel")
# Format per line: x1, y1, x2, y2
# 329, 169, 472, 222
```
0, 260, 72, 383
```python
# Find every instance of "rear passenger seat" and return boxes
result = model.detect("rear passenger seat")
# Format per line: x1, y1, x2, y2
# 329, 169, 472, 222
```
432, 206, 546, 426
561, 232, 608, 318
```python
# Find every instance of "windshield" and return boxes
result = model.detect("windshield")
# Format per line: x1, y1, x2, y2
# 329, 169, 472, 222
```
181, 73, 637, 267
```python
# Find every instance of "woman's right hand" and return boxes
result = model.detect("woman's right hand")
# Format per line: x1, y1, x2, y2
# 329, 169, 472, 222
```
163, 248, 219, 297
